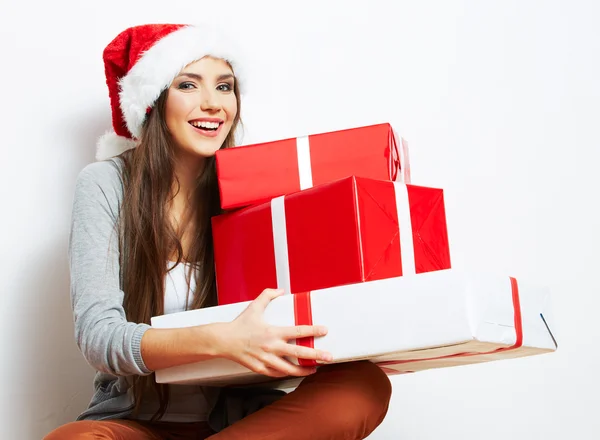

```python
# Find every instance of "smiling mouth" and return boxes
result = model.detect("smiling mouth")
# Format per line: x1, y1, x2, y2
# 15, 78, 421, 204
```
189, 120, 223, 132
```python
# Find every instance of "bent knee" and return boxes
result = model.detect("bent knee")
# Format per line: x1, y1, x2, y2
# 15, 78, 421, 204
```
319, 361, 392, 431
326, 361, 392, 402
341, 361, 391, 411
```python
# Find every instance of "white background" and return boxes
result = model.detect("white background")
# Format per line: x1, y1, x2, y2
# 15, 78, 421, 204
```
1, 0, 598, 438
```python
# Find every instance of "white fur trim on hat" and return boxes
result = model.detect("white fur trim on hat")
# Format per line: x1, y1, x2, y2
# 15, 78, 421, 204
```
119, 25, 244, 140
96, 131, 137, 161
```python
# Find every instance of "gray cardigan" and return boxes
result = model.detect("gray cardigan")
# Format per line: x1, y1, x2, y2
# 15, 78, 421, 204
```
68, 158, 283, 429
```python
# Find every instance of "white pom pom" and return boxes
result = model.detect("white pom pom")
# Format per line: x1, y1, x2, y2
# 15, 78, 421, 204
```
96, 131, 137, 161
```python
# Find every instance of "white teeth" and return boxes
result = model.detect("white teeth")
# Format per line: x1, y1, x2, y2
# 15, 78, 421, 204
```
191, 121, 220, 129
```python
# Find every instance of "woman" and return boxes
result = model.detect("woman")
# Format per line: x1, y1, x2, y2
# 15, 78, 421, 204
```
45, 23, 391, 439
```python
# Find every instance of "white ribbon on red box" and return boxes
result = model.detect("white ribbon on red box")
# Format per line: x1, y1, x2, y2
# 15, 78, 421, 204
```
271, 182, 416, 294
294, 129, 411, 191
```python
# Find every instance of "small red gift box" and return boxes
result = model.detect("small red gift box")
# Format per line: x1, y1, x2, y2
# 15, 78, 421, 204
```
215, 123, 410, 209
212, 176, 451, 305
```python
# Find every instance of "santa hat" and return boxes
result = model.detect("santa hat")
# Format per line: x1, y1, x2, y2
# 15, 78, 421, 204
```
98, 23, 245, 161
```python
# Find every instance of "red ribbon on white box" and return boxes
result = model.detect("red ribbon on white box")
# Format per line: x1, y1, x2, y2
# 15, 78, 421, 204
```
293, 292, 316, 367
293, 277, 523, 369
376, 277, 524, 371
294, 129, 411, 191
270, 182, 416, 295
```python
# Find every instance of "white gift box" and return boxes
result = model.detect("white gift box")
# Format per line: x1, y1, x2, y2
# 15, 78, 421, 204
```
151, 269, 557, 387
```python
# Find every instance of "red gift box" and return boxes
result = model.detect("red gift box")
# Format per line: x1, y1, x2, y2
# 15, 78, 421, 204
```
215, 123, 411, 209
212, 176, 451, 305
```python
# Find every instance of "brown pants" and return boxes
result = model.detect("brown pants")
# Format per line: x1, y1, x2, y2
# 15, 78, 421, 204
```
44, 361, 392, 440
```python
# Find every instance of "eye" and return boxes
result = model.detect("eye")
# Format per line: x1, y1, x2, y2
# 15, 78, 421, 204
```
217, 83, 233, 92
177, 81, 196, 90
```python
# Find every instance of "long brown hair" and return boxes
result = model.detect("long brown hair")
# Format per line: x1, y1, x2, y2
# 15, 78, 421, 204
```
118, 72, 241, 421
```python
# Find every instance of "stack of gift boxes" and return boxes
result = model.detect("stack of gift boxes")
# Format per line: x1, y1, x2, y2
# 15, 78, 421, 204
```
152, 123, 557, 387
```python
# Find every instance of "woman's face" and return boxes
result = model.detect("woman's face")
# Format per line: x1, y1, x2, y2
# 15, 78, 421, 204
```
165, 56, 238, 159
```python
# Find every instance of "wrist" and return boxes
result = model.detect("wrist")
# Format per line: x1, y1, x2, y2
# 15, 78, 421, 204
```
194, 322, 234, 360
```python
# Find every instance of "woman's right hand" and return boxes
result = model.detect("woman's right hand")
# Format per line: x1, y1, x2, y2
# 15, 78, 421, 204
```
215, 288, 333, 378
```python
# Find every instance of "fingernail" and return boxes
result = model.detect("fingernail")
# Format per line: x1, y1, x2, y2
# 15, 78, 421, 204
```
319, 326, 328, 336
322, 353, 333, 362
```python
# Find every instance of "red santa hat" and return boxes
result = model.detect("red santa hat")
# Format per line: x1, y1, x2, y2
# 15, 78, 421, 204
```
97, 23, 245, 161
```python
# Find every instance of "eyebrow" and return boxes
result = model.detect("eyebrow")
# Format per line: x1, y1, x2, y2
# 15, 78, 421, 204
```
176, 72, 235, 82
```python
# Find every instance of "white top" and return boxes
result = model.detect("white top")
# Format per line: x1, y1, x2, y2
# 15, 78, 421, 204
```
164, 261, 197, 315
136, 262, 209, 422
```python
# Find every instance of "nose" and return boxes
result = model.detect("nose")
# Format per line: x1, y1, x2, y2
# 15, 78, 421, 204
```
200, 89, 221, 113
